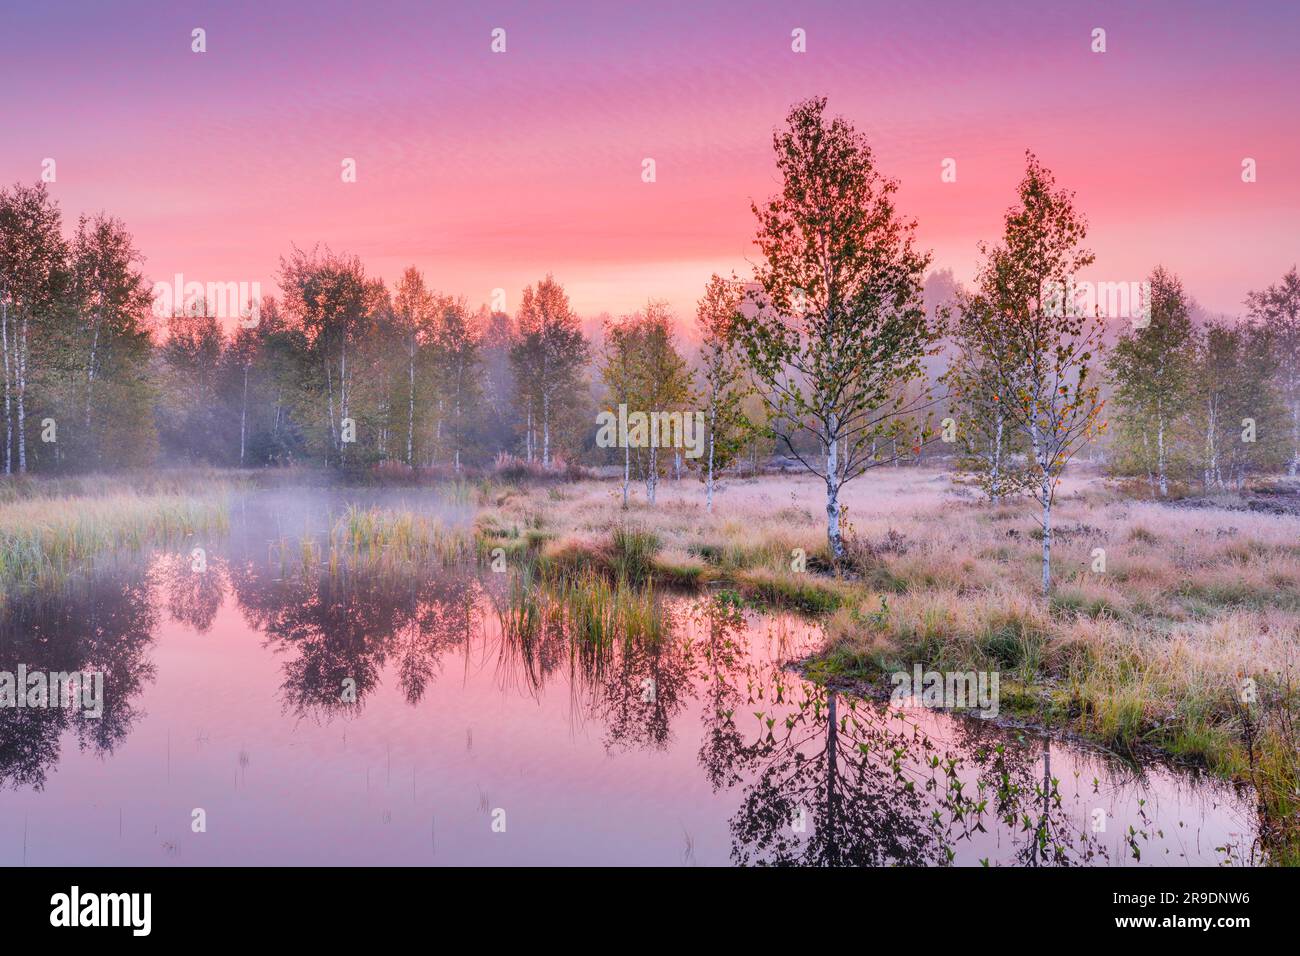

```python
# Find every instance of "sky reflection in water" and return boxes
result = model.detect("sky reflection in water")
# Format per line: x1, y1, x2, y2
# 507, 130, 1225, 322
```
0, 492, 1262, 866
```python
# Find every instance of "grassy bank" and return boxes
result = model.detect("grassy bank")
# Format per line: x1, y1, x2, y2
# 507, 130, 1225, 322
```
474, 466, 1300, 863
473, 480, 859, 611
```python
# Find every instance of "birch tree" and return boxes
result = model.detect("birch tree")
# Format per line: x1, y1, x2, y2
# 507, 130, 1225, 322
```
1190, 320, 1287, 490
696, 274, 749, 512
600, 313, 640, 508
630, 302, 692, 506
511, 276, 587, 467
1107, 268, 1195, 496
0, 182, 67, 473
278, 247, 377, 461
392, 267, 436, 465
732, 98, 933, 559
961, 153, 1105, 595
1246, 267, 1300, 476
68, 213, 150, 463
942, 289, 1033, 501
430, 297, 480, 472
159, 303, 225, 461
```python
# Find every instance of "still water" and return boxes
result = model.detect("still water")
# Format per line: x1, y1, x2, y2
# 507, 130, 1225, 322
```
0, 490, 1261, 866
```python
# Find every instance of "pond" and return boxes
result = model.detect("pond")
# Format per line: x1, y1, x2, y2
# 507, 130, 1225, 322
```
0, 489, 1263, 866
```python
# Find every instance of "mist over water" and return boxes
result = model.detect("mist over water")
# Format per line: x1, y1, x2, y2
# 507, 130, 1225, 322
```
0, 490, 1261, 866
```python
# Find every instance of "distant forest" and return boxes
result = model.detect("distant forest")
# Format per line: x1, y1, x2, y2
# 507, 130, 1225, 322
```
2, 101, 1298, 495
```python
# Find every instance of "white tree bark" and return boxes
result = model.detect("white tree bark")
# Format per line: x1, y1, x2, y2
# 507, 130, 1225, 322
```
2, 297, 12, 475
705, 402, 717, 513
825, 412, 843, 558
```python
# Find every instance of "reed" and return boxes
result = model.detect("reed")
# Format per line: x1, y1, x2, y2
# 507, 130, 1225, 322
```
0, 490, 230, 597
498, 561, 662, 650
315, 505, 477, 575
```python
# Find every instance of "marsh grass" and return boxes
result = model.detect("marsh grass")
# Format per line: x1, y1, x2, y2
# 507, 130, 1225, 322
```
0, 490, 230, 597
497, 560, 662, 653
280, 505, 477, 577
0, 467, 243, 505
609, 525, 660, 581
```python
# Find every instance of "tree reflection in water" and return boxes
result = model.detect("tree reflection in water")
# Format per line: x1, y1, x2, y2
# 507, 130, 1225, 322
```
225, 558, 479, 717
0, 547, 1235, 864
489, 581, 1120, 865
0, 563, 157, 791
688, 595, 1114, 866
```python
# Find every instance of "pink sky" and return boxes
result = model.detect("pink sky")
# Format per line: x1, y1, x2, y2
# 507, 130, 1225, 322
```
3, 0, 1298, 324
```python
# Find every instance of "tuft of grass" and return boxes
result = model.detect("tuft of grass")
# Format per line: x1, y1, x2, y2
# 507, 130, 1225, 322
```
732, 568, 854, 613
498, 562, 662, 649
1128, 524, 1159, 545
281, 505, 475, 578
609, 525, 660, 582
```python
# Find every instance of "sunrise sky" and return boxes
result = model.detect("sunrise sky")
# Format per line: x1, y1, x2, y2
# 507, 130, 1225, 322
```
3, 0, 1298, 324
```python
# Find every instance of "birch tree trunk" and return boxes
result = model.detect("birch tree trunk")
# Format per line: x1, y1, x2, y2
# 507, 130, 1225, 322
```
407, 336, 416, 465
2, 298, 12, 475
622, 440, 630, 509
1142, 431, 1155, 494
239, 363, 249, 465
1029, 409, 1051, 595
454, 373, 462, 473
1156, 408, 1168, 497
85, 301, 102, 433
542, 391, 551, 467
1291, 388, 1298, 478
16, 314, 27, 473
990, 411, 1003, 503
1040, 475, 1053, 595
825, 413, 843, 559
326, 362, 338, 451
705, 402, 716, 513
646, 444, 658, 505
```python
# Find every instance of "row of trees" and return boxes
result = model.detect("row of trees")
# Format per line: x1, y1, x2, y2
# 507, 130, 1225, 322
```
4, 98, 1295, 596
0, 183, 603, 474
1107, 267, 1299, 493
0, 184, 156, 471
0, 179, 768, 482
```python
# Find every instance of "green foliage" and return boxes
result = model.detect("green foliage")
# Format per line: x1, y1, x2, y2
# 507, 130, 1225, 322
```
731, 97, 934, 557
949, 153, 1106, 593
1106, 268, 1196, 493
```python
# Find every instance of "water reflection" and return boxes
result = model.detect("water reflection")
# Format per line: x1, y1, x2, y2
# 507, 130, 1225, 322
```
229, 562, 478, 716
0, 496, 1262, 865
0, 570, 156, 791
685, 598, 1107, 865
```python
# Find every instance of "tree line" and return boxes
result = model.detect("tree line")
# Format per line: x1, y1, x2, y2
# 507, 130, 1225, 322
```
3, 98, 1296, 594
